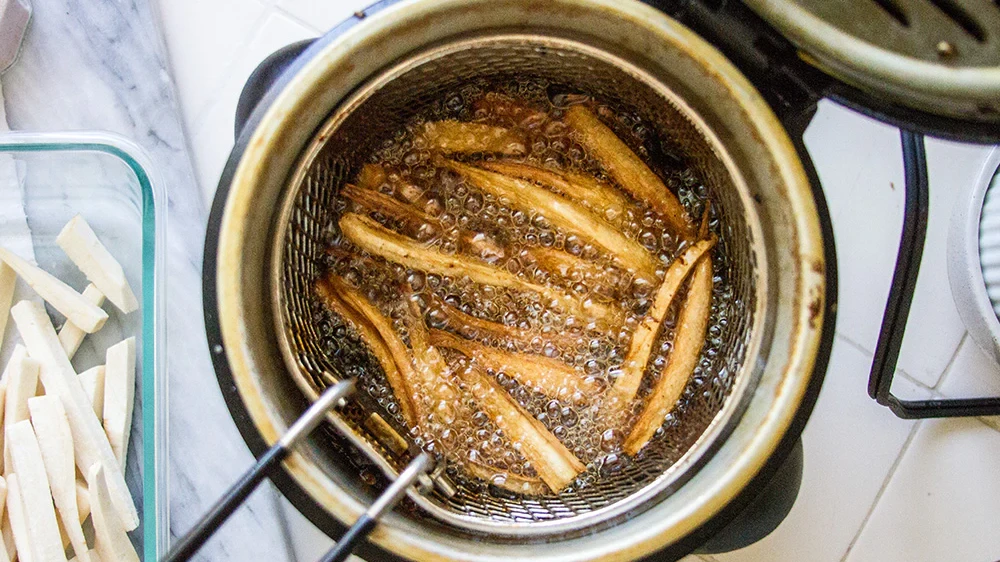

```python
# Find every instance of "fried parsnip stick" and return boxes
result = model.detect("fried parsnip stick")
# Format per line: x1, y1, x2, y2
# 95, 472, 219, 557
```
611, 237, 716, 403
425, 292, 581, 351
479, 161, 630, 225
357, 164, 425, 204
316, 277, 418, 426
417, 120, 526, 155
405, 298, 460, 425
356, 163, 388, 192
341, 184, 442, 239
456, 361, 584, 492
624, 256, 713, 454
430, 329, 596, 402
524, 247, 612, 287
445, 160, 659, 284
340, 213, 614, 321
564, 105, 692, 237
471, 92, 550, 130
464, 459, 549, 496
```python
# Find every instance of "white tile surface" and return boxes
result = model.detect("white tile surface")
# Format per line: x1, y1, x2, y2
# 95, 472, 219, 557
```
278, 0, 363, 31
939, 335, 1000, 430
845, 417, 1000, 562
714, 337, 924, 562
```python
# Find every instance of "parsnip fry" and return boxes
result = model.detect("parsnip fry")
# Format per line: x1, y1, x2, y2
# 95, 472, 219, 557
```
11, 301, 138, 530
479, 161, 630, 225
446, 160, 659, 283
6, 475, 32, 562
0, 248, 108, 334
341, 184, 441, 240
457, 362, 584, 492
56, 215, 138, 314
28, 396, 89, 562
612, 238, 716, 403
58, 284, 105, 360
624, 258, 713, 454
426, 292, 580, 351
0, 262, 14, 344
431, 329, 596, 402
524, 246, 614, 290
465, 459, 548, 496
79, 365, 106, 418
417, 120, 526, 155
8, 421, 66, 562
564, 105, 692, 236
340, 213, 612, 321
405, 299, 460, 425
103, 337, 136, 468
3, 345, 39, 475
315, 278, 418, 426
88, 463, 139, 562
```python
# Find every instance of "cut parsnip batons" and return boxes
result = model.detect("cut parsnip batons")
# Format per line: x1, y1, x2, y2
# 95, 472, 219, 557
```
0, 477, 8, 562
11, 301, 138, 530
89, 463, 139, 562
58, 284, 106, 360
28, 396, 90, 562
3, 345, 39, 475
0, 248, 107, 334
79, 365, 106, 418
57, 216, 137, 314
103, 337, 136, 468
0, 262, 14, 344
7, 421, 67, 562
75, 480, 90, 523
6, 475, 32, 562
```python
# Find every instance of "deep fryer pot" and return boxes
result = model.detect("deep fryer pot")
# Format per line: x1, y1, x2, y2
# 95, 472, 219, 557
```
203, 1, 837, 560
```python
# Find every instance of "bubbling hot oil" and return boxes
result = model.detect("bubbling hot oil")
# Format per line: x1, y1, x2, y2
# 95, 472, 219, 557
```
319, 78, 732, 493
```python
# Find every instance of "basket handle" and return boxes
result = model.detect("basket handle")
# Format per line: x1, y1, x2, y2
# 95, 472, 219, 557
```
234, 39, 315, 141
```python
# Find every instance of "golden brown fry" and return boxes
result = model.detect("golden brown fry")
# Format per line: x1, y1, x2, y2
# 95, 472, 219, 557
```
456, 361, 585, 492
356, 163, 388, 191
405, 298, 461, 425
417, 120, 526, 155
316, 277, 418, 426
624, 257, 713, 454
339, 213, 614, 321
611, 237, 716, 403
430, 329, 596, 402
445, 160, 659, 284
341, 184, 441, 241
564, 105, 693, 237
479, 161, 630, 225
471, 92, 550, 130
464, 459, 549, 496
524, 247, 611, 287
458, 231, 506, 264
426, 292, 581, 351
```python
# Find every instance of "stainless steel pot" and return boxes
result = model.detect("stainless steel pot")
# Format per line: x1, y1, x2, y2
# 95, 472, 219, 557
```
204, 0, 833, 560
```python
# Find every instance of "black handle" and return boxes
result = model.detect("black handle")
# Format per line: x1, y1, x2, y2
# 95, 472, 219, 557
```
234, 39, 316, 140
321, 515, 377, 562
164, 445, 288, 562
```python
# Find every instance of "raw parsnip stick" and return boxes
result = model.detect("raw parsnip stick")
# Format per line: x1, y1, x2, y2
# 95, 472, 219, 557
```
624, 257, 713, 454
8, 421, 66, 562
464, 459, 548, 496
11, 301, 138, 530
340, 213, 614, 321
58, 284, 105, 360
0, 262, 14, 344
75, 480, 90, 523
417, 120, 526, 155
6, 475, 31, 562
79, 365, 106, 418
456, 361, 584, 492
315, 277, 418, 427
0, 248, 108, 334
27, 396, 89, 562
432, 329, 596, 402
57, 215, 138, 314
611, 237, 716, 403
479, 161, 630, 225
1, 518, 12, 562
67, 550, 97, 562
446, 160, 659, 284
0, 477, 8, 562
564, 105, 692, 237
425, 292, 581, 351
88, 463, 139, 562
103, 337, 136, 468
3, 345, 39, 475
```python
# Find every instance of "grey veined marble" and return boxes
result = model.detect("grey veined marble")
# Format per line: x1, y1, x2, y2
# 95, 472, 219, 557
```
0, 0, 295, 560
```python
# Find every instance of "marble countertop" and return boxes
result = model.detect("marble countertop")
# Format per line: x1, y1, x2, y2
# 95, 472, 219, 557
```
4, 0, 1000, 561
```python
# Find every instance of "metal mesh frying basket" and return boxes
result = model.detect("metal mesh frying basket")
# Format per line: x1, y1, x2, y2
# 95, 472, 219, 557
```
271, 34, 768, 538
